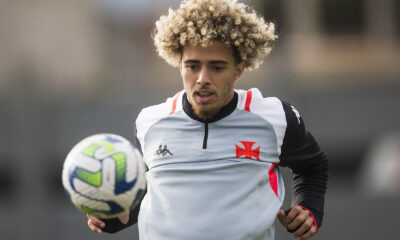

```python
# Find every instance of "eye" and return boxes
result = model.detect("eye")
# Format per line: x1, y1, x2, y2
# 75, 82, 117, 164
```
185, 65, 199, 71
212, 66, 225, 72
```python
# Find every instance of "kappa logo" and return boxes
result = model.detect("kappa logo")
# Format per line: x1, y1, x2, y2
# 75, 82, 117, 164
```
155, 145, 173, 157
235, 141, 260, 160
291, 106, 301, 124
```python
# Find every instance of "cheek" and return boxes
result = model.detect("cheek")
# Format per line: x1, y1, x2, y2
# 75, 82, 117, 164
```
221, 77, 235, 99
182, 71, 196, 87
222, 76, 235, 90
181, 73, 190, 88
182, 75, 196, 97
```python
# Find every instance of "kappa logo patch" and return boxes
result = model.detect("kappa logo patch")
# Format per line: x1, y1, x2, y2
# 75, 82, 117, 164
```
235, 141, 260, 160
155, 145, 173, 157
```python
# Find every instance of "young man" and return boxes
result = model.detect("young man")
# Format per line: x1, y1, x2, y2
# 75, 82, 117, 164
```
88, 0, 328, 239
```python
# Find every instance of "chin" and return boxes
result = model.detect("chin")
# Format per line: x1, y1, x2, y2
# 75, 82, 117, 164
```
194, 106, 219, 120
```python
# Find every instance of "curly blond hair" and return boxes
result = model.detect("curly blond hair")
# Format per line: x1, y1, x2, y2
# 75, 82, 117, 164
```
153, 0, 277, 71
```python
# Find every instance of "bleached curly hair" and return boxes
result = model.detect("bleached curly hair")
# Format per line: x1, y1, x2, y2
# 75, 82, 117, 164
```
153, 0, 277, 71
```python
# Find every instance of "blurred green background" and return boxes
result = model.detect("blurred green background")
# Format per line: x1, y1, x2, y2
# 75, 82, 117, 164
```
0, 0, 399, 239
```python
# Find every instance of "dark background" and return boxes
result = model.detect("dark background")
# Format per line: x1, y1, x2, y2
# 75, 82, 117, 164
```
0, 0, 399, 239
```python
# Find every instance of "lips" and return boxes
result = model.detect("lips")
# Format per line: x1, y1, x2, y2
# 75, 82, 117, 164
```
195, 91, 214, 103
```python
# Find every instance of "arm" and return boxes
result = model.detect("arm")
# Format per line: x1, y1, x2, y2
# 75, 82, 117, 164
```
101, 202, 142, 233
87, 205, 139, 234
278, 102, 329, 238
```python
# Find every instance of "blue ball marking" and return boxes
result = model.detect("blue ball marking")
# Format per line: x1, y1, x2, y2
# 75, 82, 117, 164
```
115, 177, 137, 195
130, 188, 146, 209
106, 135, 123, 143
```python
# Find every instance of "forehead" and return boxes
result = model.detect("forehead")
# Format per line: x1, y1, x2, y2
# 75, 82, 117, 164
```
182, 41, 234, 62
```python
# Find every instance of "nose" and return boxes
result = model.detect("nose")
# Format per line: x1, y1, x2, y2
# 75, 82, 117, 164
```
196, 67, 211, 85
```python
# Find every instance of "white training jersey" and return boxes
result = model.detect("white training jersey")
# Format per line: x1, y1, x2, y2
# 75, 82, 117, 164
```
135, 88, 290, 240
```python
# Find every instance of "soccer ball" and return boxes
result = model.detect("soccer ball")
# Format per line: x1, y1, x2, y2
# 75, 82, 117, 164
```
62, 133, 146, 219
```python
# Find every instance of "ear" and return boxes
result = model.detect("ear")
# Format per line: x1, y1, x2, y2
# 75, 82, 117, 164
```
234, 62, 245, 81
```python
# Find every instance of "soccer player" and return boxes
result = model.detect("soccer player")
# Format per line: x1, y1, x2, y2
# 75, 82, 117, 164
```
87, 0, 329, 239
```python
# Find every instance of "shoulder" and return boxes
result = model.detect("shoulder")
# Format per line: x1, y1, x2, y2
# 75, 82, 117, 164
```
236, 88, 286, 128
235, 88, 306, 153
135, 90, 184, 144
280, 101, 306, 142
236, 88, 283, 113
235, 88, 288, 153
137, 91, 183, 123
235, 88, 303, 126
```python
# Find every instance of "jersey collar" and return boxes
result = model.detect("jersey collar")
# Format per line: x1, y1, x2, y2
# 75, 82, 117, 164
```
182, 92, 238, 123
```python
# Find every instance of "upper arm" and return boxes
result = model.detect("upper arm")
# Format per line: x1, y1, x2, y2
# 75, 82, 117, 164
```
278, 101, 327, 173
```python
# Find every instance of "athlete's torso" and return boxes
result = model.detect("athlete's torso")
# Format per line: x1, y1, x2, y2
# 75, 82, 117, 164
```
135, 88, 288, 240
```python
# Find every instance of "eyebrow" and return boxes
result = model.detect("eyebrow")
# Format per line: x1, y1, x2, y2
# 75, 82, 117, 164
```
183, 59, 229, 65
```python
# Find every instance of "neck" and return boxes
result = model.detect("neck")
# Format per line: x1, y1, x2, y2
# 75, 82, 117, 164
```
194, 108, 219, 121
182, 92, 238, 123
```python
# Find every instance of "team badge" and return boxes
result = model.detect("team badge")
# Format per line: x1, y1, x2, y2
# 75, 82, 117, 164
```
235, 141, 260, 160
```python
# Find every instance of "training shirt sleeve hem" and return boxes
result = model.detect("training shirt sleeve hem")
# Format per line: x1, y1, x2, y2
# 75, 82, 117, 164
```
101, 203, 141, 233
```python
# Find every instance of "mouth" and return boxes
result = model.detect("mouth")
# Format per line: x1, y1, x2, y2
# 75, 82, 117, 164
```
194, 91, 214, 104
